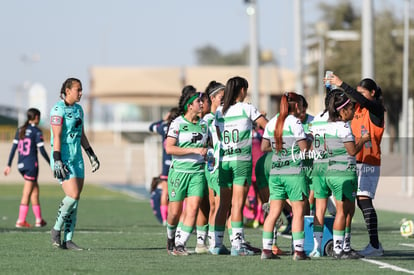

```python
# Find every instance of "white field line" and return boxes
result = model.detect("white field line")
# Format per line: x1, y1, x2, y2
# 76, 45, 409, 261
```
400, 243, 414, 248
361, 259, 414, 274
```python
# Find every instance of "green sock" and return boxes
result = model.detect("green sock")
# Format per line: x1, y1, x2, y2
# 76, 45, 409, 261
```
64, 200, 79, 241
54, 196, 76, 231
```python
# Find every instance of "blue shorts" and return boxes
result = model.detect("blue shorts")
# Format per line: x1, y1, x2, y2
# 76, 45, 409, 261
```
18, 162, 39, 182
150, 188, 162, 224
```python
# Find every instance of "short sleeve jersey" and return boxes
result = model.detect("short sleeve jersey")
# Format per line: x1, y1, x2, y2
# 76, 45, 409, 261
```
11, 124, 44, 166
263, 114, 307, 175
324, 121, 356, 171
215, 102, 262, 162
167, 115, 209, 172
50, 100, 84, 158
308, 112, 329, 163
302, 113, 314, 133
203, 112, 220, 172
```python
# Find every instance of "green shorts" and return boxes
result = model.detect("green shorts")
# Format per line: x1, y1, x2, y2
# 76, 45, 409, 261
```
219, 160, 252, 188
255, 152, 272, 190
302, 158, 313, 187
311, 162, 331, 199
268, 173, 309, 201
206, 166, 220, 196
168, 168, 206, 202
326, 170, 357, 202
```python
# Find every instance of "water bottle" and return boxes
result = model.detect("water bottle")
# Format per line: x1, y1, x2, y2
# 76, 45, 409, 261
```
207, 149, 215, 172
325, 70, 337, 90
361, 125, 372, 148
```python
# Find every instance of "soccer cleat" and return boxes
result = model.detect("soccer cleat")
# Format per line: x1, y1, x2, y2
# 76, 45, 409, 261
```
343, 249, 363, 259
231, 245, 255, 256
332, 251, 345, 259
358, 243, 384, 257
272, 244, 283, 255
62, 240, 84, 251
309, 249, 321, 258
292, 251, 311, 261
242, 242, 261, 255
51, 228, 61, 248
16, 220, 31, 228
167, 238, 175, 255
173, 245, 189, 256
195, 243, 209, 254
209, 245, 231, 255
35, 219, 47, 228
261, 249, 280, 260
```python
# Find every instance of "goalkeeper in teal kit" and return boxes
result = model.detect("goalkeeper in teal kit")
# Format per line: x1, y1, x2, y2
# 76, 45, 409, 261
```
50, 77, 100, 250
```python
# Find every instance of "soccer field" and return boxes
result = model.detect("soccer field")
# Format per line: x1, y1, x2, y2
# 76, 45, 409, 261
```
1, 184, 413, 275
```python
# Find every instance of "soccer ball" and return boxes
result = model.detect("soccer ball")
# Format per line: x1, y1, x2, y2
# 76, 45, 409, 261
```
400, 219, 414, 238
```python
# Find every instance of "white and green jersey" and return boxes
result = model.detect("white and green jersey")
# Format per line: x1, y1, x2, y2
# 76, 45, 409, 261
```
324, 121, 356, 171
308, 111, 329, 163
215, 102, 262, 162
203, 112, 220, 172
167, 115, 209, 172
302, 113, 314, 133
263, 114, 307, 175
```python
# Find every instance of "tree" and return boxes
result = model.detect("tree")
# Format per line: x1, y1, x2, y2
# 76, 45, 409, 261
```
312, 1, 413, 151
195, 44, 247, 65
195, 45, 269, 66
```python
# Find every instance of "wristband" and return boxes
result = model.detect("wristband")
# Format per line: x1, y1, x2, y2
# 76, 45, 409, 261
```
53, 151, 61, 161
85, 147, 95, 156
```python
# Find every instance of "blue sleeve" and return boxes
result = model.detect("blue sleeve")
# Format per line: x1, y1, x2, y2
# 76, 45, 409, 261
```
149, 120, 163, 133
6, 130, 19, 166
36, 128, 50, 164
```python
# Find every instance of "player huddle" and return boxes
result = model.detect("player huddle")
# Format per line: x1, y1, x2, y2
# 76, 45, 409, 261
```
160, 72, 385, 260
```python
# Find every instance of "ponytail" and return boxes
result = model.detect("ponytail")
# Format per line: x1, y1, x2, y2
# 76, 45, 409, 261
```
274, 92, 302, 152
19, 108, 40, 140
274, 95, 289, 152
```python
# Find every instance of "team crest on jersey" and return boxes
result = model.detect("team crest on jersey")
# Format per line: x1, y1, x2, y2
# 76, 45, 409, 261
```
201, 124, 207, 133
50, 116, 63, 125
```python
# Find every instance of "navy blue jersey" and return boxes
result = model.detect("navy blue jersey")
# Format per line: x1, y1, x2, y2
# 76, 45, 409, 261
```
7, 124, 50, 170
149, 120, 172, 178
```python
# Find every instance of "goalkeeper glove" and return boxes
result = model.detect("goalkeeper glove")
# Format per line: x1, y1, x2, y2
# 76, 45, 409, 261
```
53, 151, 69, 180
85, 147, 100, 172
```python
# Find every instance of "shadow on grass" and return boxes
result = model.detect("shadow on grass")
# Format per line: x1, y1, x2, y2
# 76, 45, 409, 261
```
382, 249, 414, 259
0, 228, 50, 233
99, 247, 165, 251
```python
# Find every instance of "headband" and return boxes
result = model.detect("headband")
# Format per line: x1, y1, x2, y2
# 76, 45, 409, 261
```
184, 94, 199, 112
209, 85, 225, 97
336, 99, 351, 111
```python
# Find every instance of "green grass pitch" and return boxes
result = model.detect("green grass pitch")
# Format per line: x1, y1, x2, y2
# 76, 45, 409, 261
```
0, 184, 413, 274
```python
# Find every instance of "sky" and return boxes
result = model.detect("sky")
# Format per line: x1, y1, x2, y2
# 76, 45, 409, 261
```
0, 0, 407, 119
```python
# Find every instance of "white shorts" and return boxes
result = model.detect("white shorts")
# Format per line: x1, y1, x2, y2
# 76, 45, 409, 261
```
356, 163, 380, 199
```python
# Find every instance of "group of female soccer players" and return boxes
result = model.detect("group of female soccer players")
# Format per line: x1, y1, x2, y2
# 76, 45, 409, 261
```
164, 73, 385, 260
